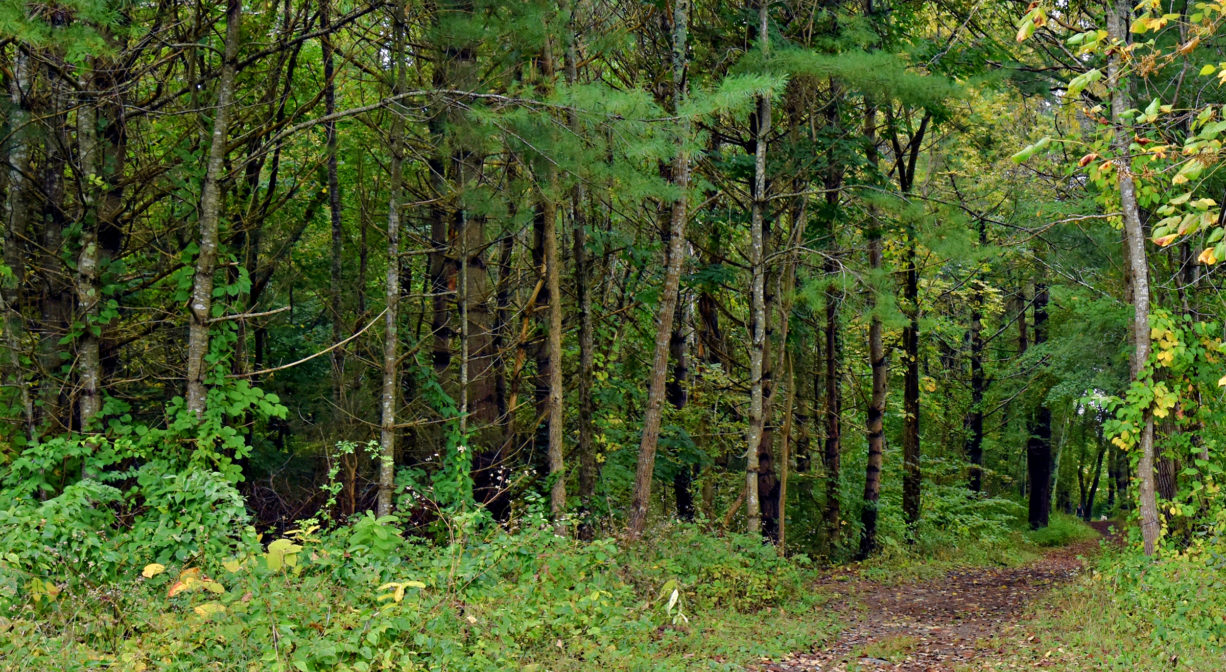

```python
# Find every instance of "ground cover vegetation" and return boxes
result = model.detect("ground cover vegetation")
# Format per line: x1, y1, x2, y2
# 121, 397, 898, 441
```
3, 0, 1226, 668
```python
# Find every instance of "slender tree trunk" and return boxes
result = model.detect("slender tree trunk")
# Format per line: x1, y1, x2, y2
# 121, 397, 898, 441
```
1, 51, 34, 443
1027, 283, 1052, 529
669, 299, 694, 521
744, 0, 772, 536
859, 96, 886, 560
542, 185, 566, 528
778, 351, 795, 552
323, 0, 346, 431
965, 219, 986, 491
901, 230, 921, 537
76, 92, 102, 437
1084, 435, 1107, 520
377, 1, 406, 518
186, 0, 241, 417
1107, 0, 1160, 556
565, 21, 598, 537
627, 0, 690, 538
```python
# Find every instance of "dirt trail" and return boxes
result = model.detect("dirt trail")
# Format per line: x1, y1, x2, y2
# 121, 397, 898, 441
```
759, 523, 1116, 672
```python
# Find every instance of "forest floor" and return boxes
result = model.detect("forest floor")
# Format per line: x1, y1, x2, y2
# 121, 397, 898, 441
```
757, 522, 1118, 672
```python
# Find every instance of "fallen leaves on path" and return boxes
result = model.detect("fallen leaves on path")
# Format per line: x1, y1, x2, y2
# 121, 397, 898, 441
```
757, 531, 1112, 672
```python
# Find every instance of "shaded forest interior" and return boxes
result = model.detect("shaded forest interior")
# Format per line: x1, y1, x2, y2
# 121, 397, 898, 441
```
4, 0, 1226, 563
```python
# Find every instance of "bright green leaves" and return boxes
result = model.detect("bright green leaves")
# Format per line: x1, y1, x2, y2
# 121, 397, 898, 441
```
1015, 5, 1047, 42
1010, 136, 1052, 163
1065, 69, 1102, 99
264, 538, 302, 572
377, 580, 426, 603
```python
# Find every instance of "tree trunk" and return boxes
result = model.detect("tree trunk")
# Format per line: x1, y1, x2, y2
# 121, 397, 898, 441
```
186, 0, 241, 417
627, 0, 690, 538
858, 92, 886, 560
566, 22, 599, 537
542, 186, 566, 528
901, 230, 921, 537
377, 0, 406, 518
669, 300, 694, 521
1027, 283, 1051, 529
744, 0, 772, 537
323, 0, 346, 432
1, 50, 35, 443
1107, 0, 1160, 556
965, 219, 986, 492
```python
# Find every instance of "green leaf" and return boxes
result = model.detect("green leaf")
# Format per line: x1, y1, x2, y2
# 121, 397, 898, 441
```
1011, 136, 1051, 163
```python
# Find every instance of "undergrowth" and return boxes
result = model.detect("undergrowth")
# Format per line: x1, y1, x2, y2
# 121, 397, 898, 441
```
989, 543, 1226, 671
0, 513, 839, 671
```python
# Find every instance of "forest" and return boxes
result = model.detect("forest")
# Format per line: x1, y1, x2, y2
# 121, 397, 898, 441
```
3, 0, 1226, 669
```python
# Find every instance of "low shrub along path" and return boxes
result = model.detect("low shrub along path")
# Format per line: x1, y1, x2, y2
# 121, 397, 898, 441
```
759, 523, 1115, 672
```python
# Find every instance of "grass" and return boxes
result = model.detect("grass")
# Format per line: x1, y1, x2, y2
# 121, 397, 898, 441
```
981, 543, 1226, 671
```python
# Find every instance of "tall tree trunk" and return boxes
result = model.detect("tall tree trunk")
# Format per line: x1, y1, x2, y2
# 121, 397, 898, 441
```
1084, 434, 1107, 520
542, 182, 566, 527
1027, 283, 1052, 529
1107, 0, 1160, 556
858, 93, 886, 560
565, 20, 598, 537
377, 0, 406, 518
75, 90, 102, 438
965, 219, 986, 492
669, 299, 694, 521
744, 0, 772, 536
186, 0, 241, 417
323, 0, 346, 430
901, 230, 920, 537
627, 0, 690, 538
1, 50, 35, 442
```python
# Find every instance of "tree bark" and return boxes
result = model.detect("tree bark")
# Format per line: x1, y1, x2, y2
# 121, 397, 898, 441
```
377, 0, 406, 518
565, 20, 599, 537
627, 0, 690, 538
1027, 283, 1052, 529
744, 0, 771, 537
858, 90, 886, 560
323, 0, 346, 432
186, 0, 241, 417
1107, 0, 1160, 556
965, 219, 986, 492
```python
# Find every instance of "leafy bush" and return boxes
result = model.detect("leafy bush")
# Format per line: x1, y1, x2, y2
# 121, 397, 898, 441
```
1024, 512, 1100, 547
0, 515, 835, 671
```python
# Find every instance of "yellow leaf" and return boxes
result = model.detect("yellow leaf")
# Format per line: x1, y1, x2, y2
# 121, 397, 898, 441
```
1217, 374, 1226, 386
201, 579, 226, 595
142, 563, 166, 579
1198, 247, 1218, 265
222, 559, 243, 573
193, 602, 226, 617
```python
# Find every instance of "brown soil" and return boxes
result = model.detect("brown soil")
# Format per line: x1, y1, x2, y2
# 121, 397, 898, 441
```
757, 523, 1119, 672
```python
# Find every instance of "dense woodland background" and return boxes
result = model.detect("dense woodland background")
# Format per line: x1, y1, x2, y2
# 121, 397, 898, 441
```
11, 0, 1226, 662
5, 0, 1226, 667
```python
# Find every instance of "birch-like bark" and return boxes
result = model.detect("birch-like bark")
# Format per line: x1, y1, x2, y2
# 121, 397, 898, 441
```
1, 51, 34, 442
627, 0, 690, 537
1107, 0, 1159, 556
744, 0, 771, 536
76, 91, 102, 436
377, 1, 407, 517
186, 0, 241, 417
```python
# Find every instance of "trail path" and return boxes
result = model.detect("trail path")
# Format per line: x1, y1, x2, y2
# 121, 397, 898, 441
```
758, 523, 1115, 672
